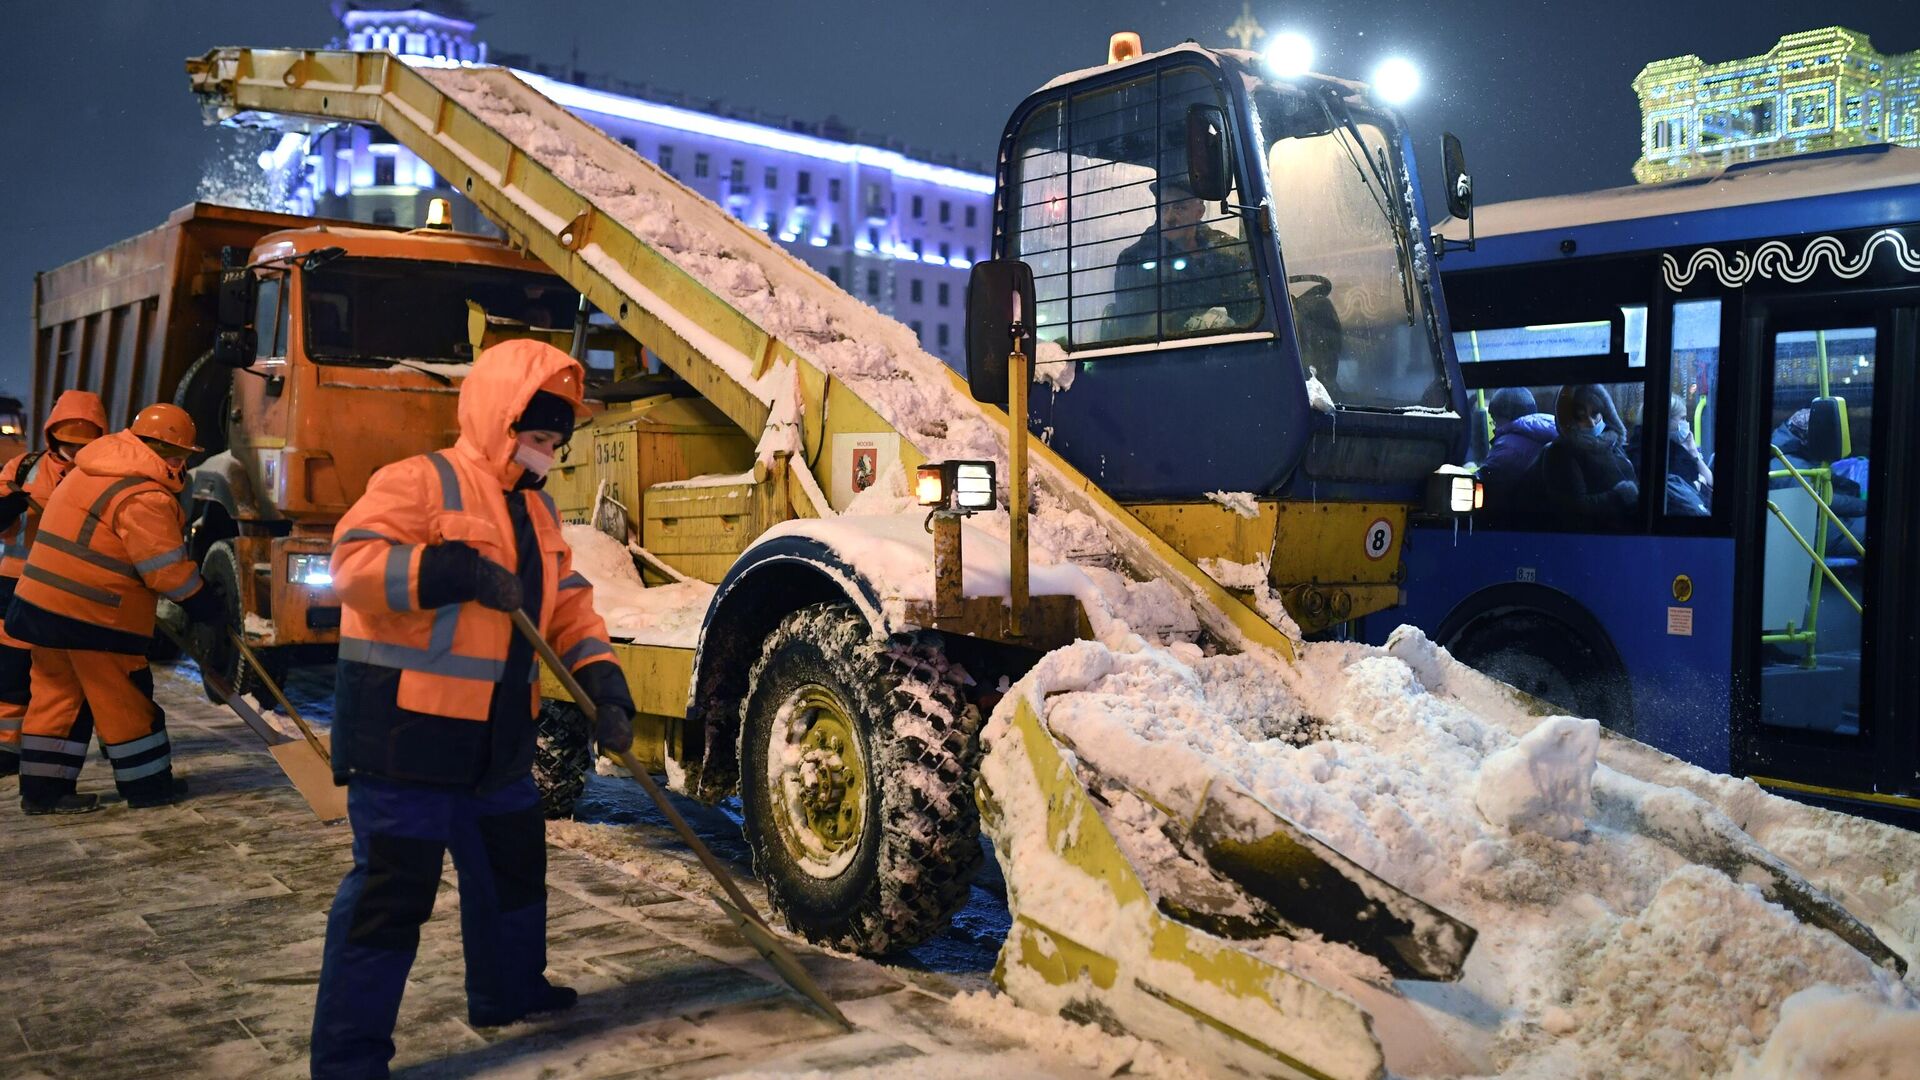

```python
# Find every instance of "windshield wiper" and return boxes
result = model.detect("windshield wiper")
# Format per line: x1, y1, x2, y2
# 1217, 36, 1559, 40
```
1316, 90, 1419, 327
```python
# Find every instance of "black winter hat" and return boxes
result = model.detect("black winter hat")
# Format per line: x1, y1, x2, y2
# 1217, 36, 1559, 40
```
516, 389, 576, 440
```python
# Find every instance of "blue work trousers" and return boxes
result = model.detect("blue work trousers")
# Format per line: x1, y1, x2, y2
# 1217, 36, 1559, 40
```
310, 774, 548, 1079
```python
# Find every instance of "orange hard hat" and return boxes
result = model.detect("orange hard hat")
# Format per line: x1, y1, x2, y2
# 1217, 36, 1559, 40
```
129, 403, 203, 453
537, 364, 592, 419
45, 417, 103, 446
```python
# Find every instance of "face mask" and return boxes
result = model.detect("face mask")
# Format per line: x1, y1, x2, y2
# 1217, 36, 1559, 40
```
1589, 416, 1607, 437
513, 442, 554, 480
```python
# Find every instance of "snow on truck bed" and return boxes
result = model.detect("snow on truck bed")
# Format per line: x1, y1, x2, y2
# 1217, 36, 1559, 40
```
426, 68, 1920, 1078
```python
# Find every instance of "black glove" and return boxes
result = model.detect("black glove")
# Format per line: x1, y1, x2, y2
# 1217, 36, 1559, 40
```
0, 489, 29, 532
573, 661, 636, 755
178, 582, 225, 626
595, 700, 633, 756
418, 541, 523, 612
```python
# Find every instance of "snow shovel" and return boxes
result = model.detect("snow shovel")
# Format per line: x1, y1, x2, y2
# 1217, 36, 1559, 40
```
158, 624, 347, 823
508, 608, 852, 1031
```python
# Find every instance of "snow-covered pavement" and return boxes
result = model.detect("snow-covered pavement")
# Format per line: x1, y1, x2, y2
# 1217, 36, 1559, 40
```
0, 665, 1200, 1079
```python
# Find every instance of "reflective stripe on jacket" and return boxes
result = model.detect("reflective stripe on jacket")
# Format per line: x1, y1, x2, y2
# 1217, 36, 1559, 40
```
333, 446, 614, 723
7, 431, 201, 652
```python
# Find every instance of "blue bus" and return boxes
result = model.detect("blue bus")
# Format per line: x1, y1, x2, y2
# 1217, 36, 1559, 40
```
1375, 144, 1920, 816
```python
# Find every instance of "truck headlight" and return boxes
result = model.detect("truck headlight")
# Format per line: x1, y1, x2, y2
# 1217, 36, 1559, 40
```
287, 553, 334, 588
916, 460, 998, 513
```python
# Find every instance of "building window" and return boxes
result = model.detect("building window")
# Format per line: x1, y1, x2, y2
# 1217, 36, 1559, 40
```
912, 194, 925, 219
374, 155, 395, 186
619, 136, 637, 150
939, 242, 950, 262
766, 166, 779, 190
910, 279, 924, 303
828, 266, 842, 286
659, 144, 674, 171
864, 183, 886, 217
729, 159, 745, 186
937, 324, 950, 348
965, 245, 976, 262
867, 227, 880, 249
911, 239, 924, 259
829, 178, 842, 202
911, 320, 923, 340
937, 282, 950, 307
798, 171, 812, 195
867, 269, 880, 296
372, 207, 397, 225
939, 200, 951, 224
695, 152, 710, 179
829, 223, 843, 244
966, 205, 978, 228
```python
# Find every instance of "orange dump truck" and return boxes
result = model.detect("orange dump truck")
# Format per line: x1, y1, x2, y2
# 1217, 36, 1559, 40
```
31, 201, 577, 692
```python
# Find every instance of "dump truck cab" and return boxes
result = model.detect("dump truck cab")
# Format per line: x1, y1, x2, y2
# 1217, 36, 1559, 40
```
986, 43, 1469, 629
185, 217, 577, 685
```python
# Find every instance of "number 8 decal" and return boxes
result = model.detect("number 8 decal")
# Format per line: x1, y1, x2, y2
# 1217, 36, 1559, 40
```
1364, 517, 1393, 561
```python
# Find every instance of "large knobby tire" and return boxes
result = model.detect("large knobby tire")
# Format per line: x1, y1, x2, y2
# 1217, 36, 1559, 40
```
534, 699, 592, 819
739, 603, 983, 956
191, 540, 286, 703
171, 350, 231, 467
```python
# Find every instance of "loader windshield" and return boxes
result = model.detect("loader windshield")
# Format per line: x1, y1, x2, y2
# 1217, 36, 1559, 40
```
302, 258, 579, 366
1255, 84, 1448, 410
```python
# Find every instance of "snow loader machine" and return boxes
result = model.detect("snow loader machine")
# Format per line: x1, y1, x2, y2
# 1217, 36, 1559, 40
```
190, 33, 1483, 1078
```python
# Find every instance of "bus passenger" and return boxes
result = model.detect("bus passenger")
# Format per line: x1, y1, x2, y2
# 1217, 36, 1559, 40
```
1665, 394, 1711, 517
1543, 384, 1638, 525
1479, 387, 1556, 498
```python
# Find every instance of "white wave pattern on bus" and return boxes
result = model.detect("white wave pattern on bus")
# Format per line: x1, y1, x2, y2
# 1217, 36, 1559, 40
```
1662, 228, 1920, 290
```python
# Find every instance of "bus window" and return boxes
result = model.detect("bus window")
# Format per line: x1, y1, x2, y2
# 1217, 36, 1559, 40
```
1478, 380, 1645, 529
1758, 325, 1875, 737
1453, 305, 1646, 367
1664, 299, 1720, 517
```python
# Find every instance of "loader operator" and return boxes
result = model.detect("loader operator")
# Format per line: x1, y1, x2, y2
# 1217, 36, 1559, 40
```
1107, 174, 1261, 342
311, 339, 635, 1079
5, 403, 220, 814
0, 390, 109, 779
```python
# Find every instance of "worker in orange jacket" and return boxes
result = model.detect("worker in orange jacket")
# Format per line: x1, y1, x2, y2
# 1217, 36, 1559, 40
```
311, 339, 635, 1079
5, 403, 222, 814
0, 390, 109, 778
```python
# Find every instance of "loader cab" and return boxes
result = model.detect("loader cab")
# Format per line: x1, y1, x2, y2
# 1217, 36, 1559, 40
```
983, 44, 1467, 504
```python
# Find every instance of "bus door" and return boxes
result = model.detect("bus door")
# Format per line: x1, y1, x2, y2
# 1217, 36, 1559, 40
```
1734, 296, 1920, 804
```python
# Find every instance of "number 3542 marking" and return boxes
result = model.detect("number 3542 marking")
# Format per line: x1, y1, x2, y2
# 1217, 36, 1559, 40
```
1363, 518, 1394, 561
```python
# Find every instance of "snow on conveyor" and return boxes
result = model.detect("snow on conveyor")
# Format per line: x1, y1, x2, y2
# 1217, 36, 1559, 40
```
422, 66, 1920, 1079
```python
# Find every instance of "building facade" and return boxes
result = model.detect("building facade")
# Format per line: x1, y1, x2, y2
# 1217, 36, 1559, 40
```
1633, 27, 1920, 184
274, 4, 991, 367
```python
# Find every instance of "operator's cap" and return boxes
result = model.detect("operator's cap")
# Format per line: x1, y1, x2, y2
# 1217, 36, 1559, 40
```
1149, 174, 1198, 200
129, 402, 202, 453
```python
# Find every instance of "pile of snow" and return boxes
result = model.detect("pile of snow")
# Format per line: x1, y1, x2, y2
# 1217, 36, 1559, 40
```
562, 523, 711, 648
981, 626, 1920, 1079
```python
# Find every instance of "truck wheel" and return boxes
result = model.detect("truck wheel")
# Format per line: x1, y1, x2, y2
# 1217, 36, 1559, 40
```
172, 350, 231, 464
738, 603, 983, 956
534, 700, 592, 819
191, 540, 285, 704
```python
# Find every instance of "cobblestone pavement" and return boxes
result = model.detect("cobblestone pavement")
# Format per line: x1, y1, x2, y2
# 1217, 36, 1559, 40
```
0, 666, 1158, 1079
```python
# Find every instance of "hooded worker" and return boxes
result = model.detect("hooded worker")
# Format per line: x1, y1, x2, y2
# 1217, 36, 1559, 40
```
0, 390, 109, 777
311, 339, 635, 1079
5, 403, 221, 813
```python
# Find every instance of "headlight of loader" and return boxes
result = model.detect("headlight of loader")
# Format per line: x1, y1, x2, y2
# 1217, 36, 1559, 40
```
1424, 465, 1482, 517
916, 460, 998, 513
287, 553, 334, 588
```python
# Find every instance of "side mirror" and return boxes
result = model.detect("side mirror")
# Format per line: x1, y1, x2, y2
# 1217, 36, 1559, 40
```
1805, 396, 1851, 463
210, 328, 257, 368
1442, 132, 1473, 221
964, 259, 1037, 407
216, 267, 256, 330
1185, 104, 1232, 202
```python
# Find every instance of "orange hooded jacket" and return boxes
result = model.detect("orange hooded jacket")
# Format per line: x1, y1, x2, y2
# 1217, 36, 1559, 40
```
329, 340, 623, 786
6, 429, 204, 655
0, 391, 110, 583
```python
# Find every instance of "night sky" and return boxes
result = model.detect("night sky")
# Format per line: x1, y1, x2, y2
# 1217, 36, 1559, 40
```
3, 0, 1916, 397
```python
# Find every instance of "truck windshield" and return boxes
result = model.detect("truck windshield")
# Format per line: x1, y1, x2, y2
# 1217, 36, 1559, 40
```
1255, 85, 1448, 410
303, 258, 579, 366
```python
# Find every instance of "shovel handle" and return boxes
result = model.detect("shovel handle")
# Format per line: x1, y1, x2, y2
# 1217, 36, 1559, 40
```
227, 630, 330, 765
507, 608, 851, 1030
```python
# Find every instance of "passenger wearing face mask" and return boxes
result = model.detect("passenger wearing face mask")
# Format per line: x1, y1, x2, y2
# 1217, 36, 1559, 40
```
0, 390, 109, 778
4, 403, 221, 813
1542, 383, 1639, 527
312, 339, 635, 1079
